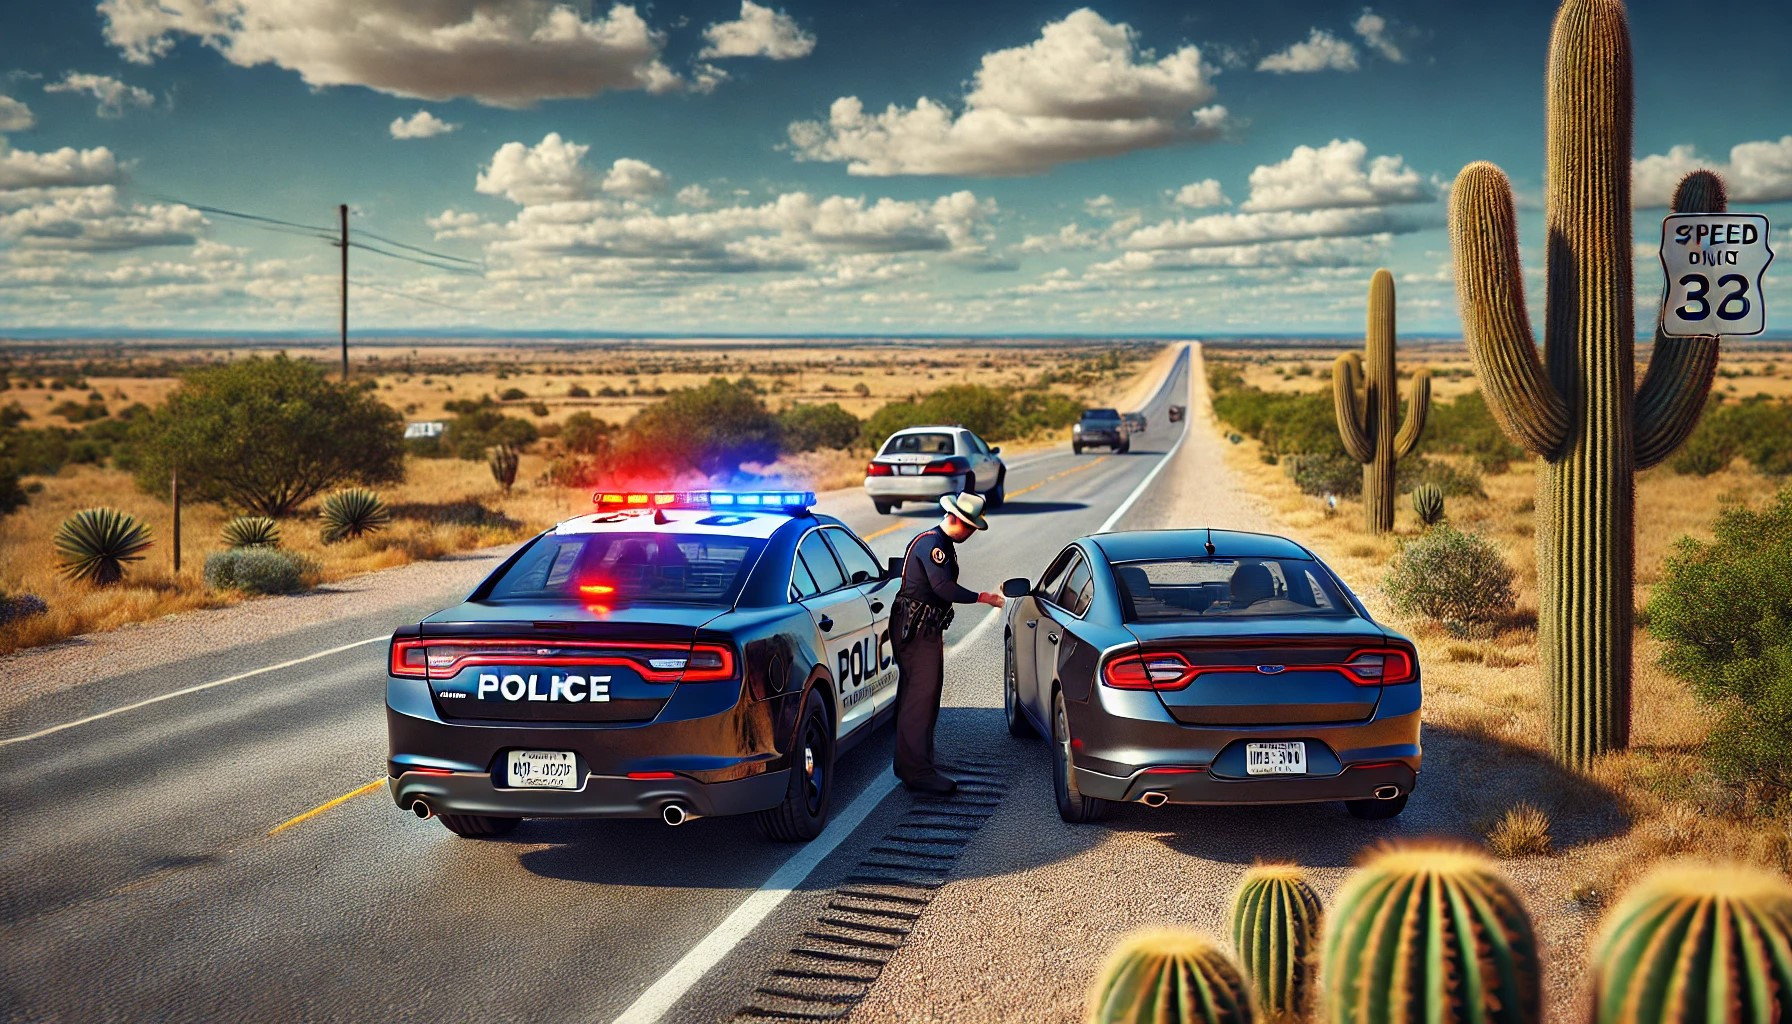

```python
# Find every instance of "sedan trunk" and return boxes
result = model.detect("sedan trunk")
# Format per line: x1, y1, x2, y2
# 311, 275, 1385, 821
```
1124, 618, 1392, 726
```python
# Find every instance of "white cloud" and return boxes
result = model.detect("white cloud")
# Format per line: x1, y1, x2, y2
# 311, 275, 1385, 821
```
699, 1, 815, 60
0, 95, 33, 132
689, 63, 728, 94
601, 157, 667, 198
675, 184, 714, 208
1171, 178, 1227, 208
1352, 9, 1405, 63
1123, 207, 1427, 251
1633, 136, 1792, 206
98, 0, 683, 108
0, 185, 205, 251
477, 133, 598, 205
0, 140, 122, 190
788, 8, 1227, 176
389, 109, 457, 139
44, 72, 156, 117
1257, 29, 1359, 73
1018, 223, 1101, 254
1092, 235, 1391, 273
1242, 138, 1431, 211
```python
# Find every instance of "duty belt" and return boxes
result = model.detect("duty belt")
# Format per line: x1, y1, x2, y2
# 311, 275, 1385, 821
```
894, 596, 954, 642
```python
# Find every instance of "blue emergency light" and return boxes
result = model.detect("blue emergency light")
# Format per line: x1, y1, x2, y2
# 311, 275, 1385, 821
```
592, 488, 816, 512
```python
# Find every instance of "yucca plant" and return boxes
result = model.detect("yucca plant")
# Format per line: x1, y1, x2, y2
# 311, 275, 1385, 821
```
319, 488, 390, 544
1088, 928, 1254, 1024
1412, 483, 1446, 527
489, 444, 519, 495
1230, 865, 1322, 1023
220, 515, 281, 549
55, 507, 153, 586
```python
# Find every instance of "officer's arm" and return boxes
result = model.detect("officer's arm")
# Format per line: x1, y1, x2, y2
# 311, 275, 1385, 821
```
920, 542, 979, 605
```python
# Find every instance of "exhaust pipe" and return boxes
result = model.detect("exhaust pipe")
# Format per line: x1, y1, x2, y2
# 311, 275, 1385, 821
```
1373, 785, 1400, 801
411, 798, 434, 820
661, 802, 696, 827
1139, 791, 1169, 808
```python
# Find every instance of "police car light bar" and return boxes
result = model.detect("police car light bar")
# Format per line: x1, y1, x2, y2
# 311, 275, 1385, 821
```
592, 488, 817, 511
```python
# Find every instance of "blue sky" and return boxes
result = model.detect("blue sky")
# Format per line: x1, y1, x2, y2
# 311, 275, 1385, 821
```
0, 0, 1786, 335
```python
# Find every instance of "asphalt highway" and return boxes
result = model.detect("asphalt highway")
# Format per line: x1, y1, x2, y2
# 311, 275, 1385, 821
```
0, 347, 1190, 1024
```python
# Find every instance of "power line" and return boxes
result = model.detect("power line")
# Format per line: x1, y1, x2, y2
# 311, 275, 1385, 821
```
351, 278, 484, 314
348, 240, 483, 276
141, 194, 336, 239
355, 228, 483, 268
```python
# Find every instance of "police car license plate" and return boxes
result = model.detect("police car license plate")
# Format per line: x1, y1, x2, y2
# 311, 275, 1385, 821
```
506, 750, 578, 789
897, 465, 921, 475
1245, 742, 1306, 775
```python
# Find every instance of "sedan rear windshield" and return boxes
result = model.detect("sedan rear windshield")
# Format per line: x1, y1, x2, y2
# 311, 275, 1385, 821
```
882, 432, 955, 456
484, 532, 764, 606
1112, 557, 1355, 621
1081, 409, 1120, 420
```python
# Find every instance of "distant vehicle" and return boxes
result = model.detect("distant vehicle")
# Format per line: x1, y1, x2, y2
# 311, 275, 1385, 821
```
1167, 405, 1185, 423
998, 529, 1421, 824
1122, 412, 1147, 436
1073, 408, 1128, 455
863, 425, 1006, 515
387, 489, 901, 842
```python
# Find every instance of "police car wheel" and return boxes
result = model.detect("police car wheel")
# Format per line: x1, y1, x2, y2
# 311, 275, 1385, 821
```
1052, 690, 1108, 823
1004, 638, 1036, 739
756, 689, 834, 842
438, 813, 520, 839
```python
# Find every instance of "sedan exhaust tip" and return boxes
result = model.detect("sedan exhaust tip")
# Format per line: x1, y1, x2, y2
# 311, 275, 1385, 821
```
1373, 785, 1401, 801
411, 799, 434, 820
661, 803, 695, 827
1138, 791, 1169, 808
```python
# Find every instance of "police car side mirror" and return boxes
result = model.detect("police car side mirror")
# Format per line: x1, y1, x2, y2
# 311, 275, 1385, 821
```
1000, 577, 1029, 599
886, 556, 902, 579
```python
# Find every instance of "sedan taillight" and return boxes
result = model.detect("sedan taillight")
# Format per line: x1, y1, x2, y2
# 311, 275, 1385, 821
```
1102, 651, 1197, 691
1340, 647, 1416, 686
922, 456, 970, 475
866, 462, 894, 477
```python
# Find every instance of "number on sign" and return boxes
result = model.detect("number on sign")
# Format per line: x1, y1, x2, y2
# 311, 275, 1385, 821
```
1675, 273, 1752, 323
1716, 274, 1751, 321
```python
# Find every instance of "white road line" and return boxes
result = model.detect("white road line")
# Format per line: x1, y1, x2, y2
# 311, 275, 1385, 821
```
1096, 352, 1191, 536
608, 771, 901, 1024
0, 635, 387, 747
946, 606, 1001, 656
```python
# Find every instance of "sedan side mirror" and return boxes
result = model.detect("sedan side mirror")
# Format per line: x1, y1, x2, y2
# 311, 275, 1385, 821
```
1000, 577, 1030, 599
990, 446, 1001, 455
886, 555, 903, 579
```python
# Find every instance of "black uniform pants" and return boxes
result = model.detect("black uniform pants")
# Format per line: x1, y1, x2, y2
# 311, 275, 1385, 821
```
892, 629, 945, 781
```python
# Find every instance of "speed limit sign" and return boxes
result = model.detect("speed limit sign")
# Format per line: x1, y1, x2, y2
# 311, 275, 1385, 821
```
1660, 213, 1774, 337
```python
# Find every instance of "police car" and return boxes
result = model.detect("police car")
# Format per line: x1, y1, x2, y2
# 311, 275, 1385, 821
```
386, 489, 900, 841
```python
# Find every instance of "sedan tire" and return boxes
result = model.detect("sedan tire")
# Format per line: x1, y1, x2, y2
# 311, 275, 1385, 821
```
438, 813, 520, 839
756, 688, 835, 842
1052, 690, 1109, 823
1346, 792, 1409, 820
1004, 638, 1037, 739
873, 500, 895, 515
987, 470, 1006, 510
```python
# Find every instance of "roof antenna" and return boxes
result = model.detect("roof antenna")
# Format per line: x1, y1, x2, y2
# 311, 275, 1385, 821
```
1204, 527, 1216, 556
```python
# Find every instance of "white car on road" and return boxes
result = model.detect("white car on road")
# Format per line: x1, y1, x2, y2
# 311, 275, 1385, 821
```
863, 424, 1006, 515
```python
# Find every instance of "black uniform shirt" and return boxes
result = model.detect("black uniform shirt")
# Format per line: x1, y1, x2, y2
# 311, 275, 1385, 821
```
899, 525, 978, 608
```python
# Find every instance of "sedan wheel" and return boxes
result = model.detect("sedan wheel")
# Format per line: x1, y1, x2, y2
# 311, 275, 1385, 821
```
1052, 690, 1109, 823
1004, 638, 1036, 739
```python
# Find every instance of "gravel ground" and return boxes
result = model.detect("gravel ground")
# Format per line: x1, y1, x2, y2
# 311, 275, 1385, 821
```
847, 343, 1604, 1023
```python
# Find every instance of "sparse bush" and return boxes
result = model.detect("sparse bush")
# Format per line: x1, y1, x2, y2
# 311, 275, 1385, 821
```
0, 592, 48, 626
528, 401, 549, 417
131, 355, 404, 517
567, 384, 590, 398
1648, 487, 1792, 800
319, 488, 391, 543
611, 377, 781, 477
55, 507, 153, 586
389, 500, 518, 529
0, 468, 24, 515
220, 515, 280, 548
561, 412, 610, 455
1211, 385, 1341, 462
1418, 389, 1526, 473
436, 407, 538, 460
1485, 803, 1553, 858
1287, 450, 1360, 497
1672, 396, 1792, 477
778, 402, 860, 452
498, 387, 527, 402
489, 444, 519, 494
203, 547, 311, 595
1402, 458, 1485, 499
1385, 524, 1516, 625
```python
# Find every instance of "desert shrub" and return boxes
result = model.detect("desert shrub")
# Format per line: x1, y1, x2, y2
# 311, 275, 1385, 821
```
779, 402, 860, 451
1648, 487, 1792, 800
220, 515, 281, 548
131, 355, 404, 517
561, 412, 610, 455
0, 468, 23, 515
1384, 524, 1516, 626
543, 456, 599, 489
440, 407, 538, 460
611, 377, 781, 476
1677, 396, 1792, 477
0, 592, 48, 626
203, 547, 311, 595
52, 397, 108, 422
498, 387, 527, 402
567, 384, 590, 398
1670, 425, 1733, 476
1209, 386, 1341, 461
1397, 456, 1485, 498
1419, 390, 1526, 473
527, 401, 549, 417
1287, 450, 1360, 497
861, 383, 1071, 448
55, 507, 153, 586
319, 488, 391, 543
1007, 390, 1084, 435
1485, 803, 1553, 858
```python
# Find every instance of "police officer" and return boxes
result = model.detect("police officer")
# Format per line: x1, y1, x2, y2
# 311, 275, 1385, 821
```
891, 491, 1003, 796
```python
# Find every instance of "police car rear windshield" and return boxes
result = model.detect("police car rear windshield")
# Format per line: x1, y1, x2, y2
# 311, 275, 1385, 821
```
1113, 557, 1355, 621
484, 532, 764, 606
882, 432, 955, 456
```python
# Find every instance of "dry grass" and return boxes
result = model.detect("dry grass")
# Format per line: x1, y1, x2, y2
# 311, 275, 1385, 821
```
1486, 803, 1555, 859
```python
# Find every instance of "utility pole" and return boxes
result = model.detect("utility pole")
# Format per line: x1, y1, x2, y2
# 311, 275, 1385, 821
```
339, 203, 349, 381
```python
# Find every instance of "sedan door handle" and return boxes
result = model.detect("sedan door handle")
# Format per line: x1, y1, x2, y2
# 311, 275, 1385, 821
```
869, 600, 884, 614
1024, 620, 1037, 629
1046, 633, 1059, 645
819, 616, 834, 632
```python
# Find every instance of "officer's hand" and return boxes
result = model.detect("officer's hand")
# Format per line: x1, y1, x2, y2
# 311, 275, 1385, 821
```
978, 591, 1005, 608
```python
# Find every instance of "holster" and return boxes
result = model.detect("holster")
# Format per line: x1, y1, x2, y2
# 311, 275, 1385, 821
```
894, 597, 953, 643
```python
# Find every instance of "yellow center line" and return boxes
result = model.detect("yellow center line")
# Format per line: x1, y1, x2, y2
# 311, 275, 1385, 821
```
862, 522, 907, 542
268, 779, 386, 836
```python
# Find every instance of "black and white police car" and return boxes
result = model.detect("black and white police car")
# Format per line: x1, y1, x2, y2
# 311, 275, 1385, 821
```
387, 489, 900, 841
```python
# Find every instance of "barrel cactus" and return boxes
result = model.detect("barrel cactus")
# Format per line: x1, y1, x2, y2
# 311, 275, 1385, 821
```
1323, 843, 1540, 1024
1333, 269, 1430, 534
489, 444, 519, 494
55, 507, 153, 586
221, 515, 281, 549
1412, 484, 1445, 528
319, 488, 390, 544
1230, 865, 1321, 1023
1590, 862, 1792, 1024
1088, 928, 1255, 1024
1448, 0, 1728, 766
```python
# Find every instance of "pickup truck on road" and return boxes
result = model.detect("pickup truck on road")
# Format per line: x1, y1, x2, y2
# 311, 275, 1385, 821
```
1073, 408, 1128, 455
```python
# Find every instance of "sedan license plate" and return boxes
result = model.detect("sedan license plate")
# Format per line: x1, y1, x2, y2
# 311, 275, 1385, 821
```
897, 465, 922, 475
1245, 741, 1306, 776
506, 750, 578, 789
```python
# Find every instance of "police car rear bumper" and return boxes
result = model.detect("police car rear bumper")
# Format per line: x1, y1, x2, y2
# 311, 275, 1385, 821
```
864, 475, 962, 501
388, 765, 791, 820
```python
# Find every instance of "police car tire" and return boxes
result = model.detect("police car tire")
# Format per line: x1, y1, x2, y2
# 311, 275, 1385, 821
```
438, 813, 520, 838
756, 689, 834, 842
1052, 690, 1109, 823
1004, 639, 1036, 739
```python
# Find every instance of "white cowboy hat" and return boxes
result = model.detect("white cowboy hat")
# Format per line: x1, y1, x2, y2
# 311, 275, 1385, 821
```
940, 491, 989, 531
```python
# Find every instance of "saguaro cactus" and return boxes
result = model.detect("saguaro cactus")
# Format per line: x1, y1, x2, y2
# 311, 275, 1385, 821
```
1230, 865, 1322, 1023
1590, 862, 1792, 1024
1323, 843, 1540, 1024
1448, 0, 1727, 766
1088, 928, 1255, 1024
1333, 269, 1430, 533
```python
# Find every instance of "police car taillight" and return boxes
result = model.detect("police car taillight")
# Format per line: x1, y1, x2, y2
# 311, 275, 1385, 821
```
389, 639, 428, 678
592, 488, 816, 512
